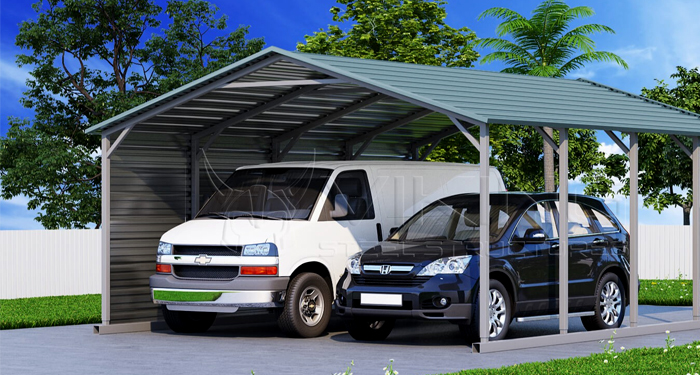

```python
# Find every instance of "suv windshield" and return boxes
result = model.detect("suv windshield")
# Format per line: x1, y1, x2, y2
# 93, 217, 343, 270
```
390, 195, 523, 242
197, 167, 332, 220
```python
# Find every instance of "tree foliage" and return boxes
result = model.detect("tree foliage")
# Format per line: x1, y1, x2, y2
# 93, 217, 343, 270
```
0, 0, 264, 229
297, 0, 479, 67
474, 0, 628, 192
639, 67, 700, 224
477, 0, 628, 77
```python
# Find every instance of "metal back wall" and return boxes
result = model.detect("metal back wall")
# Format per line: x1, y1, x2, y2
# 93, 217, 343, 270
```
107, 130, 190, 323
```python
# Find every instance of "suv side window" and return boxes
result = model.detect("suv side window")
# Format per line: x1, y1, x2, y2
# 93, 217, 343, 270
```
554, 202, 595, 236
514, 202, 558, 239
589, 207, 620, 233
319, 170, 375, 221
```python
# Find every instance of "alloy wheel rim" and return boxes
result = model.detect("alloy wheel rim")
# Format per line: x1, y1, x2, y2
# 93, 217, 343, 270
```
600, 281, 622, 326
298, 286, 324, 326
488, 289, 507, 337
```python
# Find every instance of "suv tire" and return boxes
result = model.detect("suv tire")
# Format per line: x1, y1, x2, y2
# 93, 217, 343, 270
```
581, 272, 626, 330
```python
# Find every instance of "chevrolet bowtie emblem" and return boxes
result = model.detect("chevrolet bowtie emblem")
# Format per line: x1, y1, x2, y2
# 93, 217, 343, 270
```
194, 254, 212, 265
380, 265, 391, 275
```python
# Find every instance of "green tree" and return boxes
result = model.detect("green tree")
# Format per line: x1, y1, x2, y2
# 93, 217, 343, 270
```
639, 67, 700, 225
297, 0, 479, 67
0, 0, 264, 229
581, 67, 700, 224
477, 0, 628, 192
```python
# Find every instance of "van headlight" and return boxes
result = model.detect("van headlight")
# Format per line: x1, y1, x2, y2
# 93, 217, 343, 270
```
417, 255, 472, 276
346, 252, 362, 275
157, 242, 172, 255
242, 243, 278, 256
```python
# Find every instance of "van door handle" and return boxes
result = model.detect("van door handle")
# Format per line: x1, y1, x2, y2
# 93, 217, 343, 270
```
376, 223, 383, 242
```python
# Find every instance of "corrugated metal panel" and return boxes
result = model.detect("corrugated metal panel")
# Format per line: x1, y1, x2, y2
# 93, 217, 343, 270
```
107, 130, 190, 323
297, 53, 700, 134
0, 229, 101, 299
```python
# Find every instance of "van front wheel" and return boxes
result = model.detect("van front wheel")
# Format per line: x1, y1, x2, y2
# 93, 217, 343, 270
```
161, 305, 216, 333
278, 272, 331, 338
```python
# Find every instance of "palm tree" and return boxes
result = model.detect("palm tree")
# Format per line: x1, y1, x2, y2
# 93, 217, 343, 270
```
477, 0, 628, 192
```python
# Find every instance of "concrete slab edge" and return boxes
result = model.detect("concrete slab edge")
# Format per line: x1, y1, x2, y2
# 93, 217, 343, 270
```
473, 319, 700, 353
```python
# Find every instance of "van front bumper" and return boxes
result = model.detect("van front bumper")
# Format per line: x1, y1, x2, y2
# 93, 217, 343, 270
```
150, 274, 288, 311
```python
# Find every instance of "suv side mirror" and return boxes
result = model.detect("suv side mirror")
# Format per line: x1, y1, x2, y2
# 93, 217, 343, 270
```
513, 228, 548, 244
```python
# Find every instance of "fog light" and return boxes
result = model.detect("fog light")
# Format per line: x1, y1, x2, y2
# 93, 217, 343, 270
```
432, 296, 450, 308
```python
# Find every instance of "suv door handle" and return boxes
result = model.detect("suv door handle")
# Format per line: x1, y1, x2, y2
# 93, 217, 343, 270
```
592, 238, 608, 245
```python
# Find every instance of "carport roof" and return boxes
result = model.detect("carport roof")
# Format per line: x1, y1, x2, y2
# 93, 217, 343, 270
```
87, 46, 700, 137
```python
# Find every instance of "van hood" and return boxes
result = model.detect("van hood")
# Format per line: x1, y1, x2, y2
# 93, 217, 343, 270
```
360, 240, 470, 265
160, 217, 304, 246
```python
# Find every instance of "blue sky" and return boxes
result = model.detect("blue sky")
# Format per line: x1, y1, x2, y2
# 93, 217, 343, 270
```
1, 0, 699, 229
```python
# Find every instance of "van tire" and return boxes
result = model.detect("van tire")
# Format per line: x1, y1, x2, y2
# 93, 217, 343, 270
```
346, 317, 395, 341
161, 305, 216, 333
278, 272, 331, 338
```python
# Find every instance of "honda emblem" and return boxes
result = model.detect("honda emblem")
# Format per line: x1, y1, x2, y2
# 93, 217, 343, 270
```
380, 265, 391, 275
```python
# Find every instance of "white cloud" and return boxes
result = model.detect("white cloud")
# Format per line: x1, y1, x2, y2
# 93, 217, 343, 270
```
612, 46, 656, 68
4, 194, 32, 208
0, 58, 31, 89
599, 142, 624, 157
569, 68, 596, 80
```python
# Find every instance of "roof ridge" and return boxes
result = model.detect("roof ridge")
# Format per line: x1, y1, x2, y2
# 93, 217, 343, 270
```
577, 78, 700, 119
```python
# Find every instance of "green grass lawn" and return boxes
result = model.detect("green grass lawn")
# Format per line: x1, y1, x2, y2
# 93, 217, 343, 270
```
444, 340, 700, 375
0, 294, 101, 330
0, 278, 693, 330
639, 279, 693, 306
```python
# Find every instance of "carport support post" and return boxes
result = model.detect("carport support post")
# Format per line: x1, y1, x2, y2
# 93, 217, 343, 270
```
629, 132, 639, 327
191, 137, 200, 218
479, 123, 490, 342
559, 128, 569, 334
101, 135, 111, 325
693, 136, 700, 320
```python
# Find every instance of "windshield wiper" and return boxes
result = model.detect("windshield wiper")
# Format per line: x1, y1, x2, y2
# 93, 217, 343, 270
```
198, 212, 231, 219
228, 213, 286, 220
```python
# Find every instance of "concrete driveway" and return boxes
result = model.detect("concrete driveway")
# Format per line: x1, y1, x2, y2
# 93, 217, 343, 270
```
1, 305, 699, 375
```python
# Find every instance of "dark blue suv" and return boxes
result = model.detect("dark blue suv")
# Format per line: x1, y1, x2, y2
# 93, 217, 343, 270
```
335, 193, 631, 341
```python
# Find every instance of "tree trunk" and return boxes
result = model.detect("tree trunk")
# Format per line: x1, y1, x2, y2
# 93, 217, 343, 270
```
683, 205, 691, 226
543, 127, 555, 192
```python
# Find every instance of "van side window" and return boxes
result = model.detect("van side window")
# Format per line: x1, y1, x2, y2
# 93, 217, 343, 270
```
590, 208, 620, 233
319, 170, 375, 221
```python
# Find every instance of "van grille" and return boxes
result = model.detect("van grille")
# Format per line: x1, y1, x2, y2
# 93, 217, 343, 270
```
173, 265, 239, 280
173, 245, 242, 256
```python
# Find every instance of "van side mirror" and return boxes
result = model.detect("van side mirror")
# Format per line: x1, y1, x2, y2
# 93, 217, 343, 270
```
330, 194, 349, 218
512, 228, 548, 244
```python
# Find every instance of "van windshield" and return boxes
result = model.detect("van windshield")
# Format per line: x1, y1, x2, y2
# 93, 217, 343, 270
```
197, 168, 332, 220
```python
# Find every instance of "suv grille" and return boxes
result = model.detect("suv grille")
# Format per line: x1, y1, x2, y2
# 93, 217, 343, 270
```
173, 265, 239, 280
173, 245, 242, 256
353, 275, 430, 287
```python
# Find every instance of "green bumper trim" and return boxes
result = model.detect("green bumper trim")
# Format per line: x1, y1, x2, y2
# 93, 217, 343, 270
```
153, 290, 223, 302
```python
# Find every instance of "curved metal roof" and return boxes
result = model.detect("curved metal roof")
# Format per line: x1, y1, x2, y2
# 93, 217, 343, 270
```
87, 46, 700, 159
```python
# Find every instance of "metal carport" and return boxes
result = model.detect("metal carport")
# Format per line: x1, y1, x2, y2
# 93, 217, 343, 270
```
87, 46, 700, 352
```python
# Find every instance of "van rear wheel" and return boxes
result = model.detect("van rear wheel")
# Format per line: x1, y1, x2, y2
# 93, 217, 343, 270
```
278, 272, 332, 338
161, 305, 216, 333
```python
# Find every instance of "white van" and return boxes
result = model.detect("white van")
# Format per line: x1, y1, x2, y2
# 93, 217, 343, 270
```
150, 161, 505, 337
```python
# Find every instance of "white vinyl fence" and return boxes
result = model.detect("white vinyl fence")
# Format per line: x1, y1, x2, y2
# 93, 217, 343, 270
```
638, 225, 692, 279
0, 229, 101, 299
0, 225, 693, 299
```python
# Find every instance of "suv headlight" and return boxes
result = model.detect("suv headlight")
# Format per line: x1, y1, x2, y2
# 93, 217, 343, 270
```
346, 252, 362, 275
417, 255, 472, 276
157, 242, 172, 255
242, 243, 278, 256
